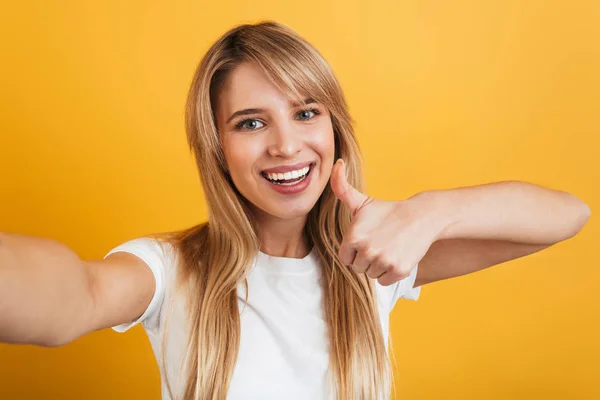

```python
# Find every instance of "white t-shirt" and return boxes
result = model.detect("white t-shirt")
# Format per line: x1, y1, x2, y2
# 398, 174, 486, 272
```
104, 238, 421, 400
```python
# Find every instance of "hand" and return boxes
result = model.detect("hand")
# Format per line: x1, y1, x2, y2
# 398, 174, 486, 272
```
329, 159, 441, 286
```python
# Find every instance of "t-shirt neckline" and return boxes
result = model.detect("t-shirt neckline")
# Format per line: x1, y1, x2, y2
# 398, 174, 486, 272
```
255, 246, 319, 274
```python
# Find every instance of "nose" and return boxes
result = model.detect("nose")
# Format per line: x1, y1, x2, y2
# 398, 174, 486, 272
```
267, 120, 302, 157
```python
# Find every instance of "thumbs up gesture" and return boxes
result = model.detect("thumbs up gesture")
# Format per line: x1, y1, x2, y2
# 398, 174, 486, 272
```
330, 159, 441, 286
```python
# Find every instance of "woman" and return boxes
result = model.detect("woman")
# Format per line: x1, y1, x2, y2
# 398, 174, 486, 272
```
0, 21, 590, 400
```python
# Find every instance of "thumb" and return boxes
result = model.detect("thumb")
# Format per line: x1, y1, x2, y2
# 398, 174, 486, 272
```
330, 158, 369, 215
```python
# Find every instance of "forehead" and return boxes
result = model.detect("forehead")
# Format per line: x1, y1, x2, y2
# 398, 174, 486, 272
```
217, 62, 302, 116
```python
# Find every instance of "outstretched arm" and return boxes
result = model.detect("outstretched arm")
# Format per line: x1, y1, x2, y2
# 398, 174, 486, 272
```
412, 180, 591, 287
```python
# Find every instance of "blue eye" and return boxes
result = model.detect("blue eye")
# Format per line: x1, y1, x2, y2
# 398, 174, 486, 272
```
296, 108, 320, 120
234, 108, 321, 131
236, 119, 264, 131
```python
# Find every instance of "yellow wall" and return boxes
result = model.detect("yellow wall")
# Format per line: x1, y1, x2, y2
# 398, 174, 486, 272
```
1, 1, 598, 399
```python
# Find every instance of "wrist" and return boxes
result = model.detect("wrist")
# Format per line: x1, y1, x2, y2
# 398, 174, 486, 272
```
409, 189, 460, 241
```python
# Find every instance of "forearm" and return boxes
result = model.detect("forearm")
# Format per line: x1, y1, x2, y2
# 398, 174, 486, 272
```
414, 181, 591, 244
0, 233, 93, 347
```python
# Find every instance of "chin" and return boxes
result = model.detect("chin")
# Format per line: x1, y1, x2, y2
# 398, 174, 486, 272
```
263, 201, 315, 220
270, 208, 311, 220
249, 194, 321, 221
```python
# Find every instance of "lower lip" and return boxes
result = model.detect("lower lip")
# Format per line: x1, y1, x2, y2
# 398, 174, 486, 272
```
262, 164, 315, 195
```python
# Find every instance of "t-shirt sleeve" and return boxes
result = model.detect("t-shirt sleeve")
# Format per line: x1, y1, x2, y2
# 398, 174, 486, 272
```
388, 263, 422, 309
103, 237, 168, 333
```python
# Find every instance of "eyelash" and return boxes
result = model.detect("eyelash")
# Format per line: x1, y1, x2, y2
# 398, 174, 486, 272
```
234, 108, 322, 131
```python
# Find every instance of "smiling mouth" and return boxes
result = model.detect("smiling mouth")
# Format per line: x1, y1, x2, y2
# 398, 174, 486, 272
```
261, 163, 315, 185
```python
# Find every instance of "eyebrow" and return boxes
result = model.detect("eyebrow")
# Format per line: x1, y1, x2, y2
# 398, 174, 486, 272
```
225, 98, 317, 124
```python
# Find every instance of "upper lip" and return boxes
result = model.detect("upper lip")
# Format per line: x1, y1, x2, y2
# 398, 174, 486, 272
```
262, 161, 314, 174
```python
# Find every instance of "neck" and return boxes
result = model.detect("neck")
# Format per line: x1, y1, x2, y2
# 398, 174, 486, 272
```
252, 208, 310, 259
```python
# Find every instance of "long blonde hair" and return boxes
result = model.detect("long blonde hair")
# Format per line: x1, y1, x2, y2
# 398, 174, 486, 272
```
155, 21, 392, 399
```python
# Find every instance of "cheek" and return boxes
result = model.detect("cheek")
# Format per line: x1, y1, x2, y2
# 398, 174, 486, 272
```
223, 137, 262, 181
309, 123, 335, 162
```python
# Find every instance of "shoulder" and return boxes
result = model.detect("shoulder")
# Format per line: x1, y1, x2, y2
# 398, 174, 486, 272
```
101, 235, 180, 332
374, 280, 402, 313
105, 236, 178, 268
374, 264, 422, 313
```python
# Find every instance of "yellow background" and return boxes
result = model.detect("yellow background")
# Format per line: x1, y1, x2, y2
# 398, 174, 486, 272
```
1, 1, 598, 399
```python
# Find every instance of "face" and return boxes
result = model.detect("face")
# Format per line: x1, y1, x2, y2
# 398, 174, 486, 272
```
215, 61, 335, 221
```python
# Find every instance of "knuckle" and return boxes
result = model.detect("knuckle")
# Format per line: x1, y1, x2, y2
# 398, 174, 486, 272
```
393, 264, 411, 279
378, 255, 395, 269
377, 276, 393, 286
353, 238, 369, 250
363, 247, 378, 260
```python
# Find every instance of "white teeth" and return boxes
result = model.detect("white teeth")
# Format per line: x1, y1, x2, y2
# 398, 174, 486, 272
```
265, 165, 310, 181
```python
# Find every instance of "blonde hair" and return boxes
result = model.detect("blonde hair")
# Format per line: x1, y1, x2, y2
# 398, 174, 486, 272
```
155, 21, 393, 399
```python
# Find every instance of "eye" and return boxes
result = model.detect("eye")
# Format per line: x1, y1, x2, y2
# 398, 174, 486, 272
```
295, 108, 320, 121
235, 118, 265, 131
